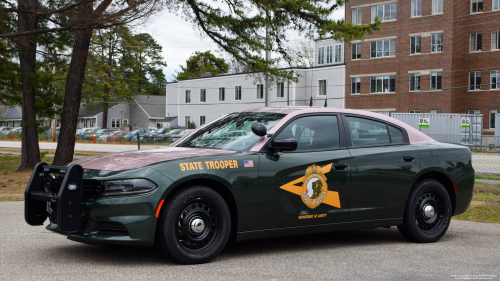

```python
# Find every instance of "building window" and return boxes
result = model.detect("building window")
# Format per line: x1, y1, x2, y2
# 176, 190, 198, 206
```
111, 119, 121, 128
256, 84, 264, 99
490, 110, 500, 128
410, 36, 421, 54
471, 0, 483, 13
352, 43, 361, 59
200, 89, 206, 102
219, 87, 225, 101
335, 44, 342, 62
370, 75, 396, 93
122, 119, 128, 125
276, 82, 284, 98
317, 46, 325, 64
494, 0, 499, 10
351, 77, 361, 94
326, 45, 333, 63
200, 116, 206, 126
431, 72, 442, 90
492, 31, 500, 50
469, 71, 481, 90
352, 8, 362, 24
411, 0, 422, 17
185, 90, 191, 103
409, 110, 420, 113
185, 116, 191, 127
371, 3, 397, 22
432, 0, 443, 14
430, 109, 442, 114
318, 80, 327, 96
370, 39, 396, 58
410, 73, 421, 91
491, 70, 500, 89
468, 110, 480, 115
470, 33, 482, 52
431, 33, 443, 52
234, 86, 242, 100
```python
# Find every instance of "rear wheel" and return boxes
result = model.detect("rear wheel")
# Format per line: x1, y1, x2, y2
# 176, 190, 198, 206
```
157, 186, 231, 264
398, 179, 452, 243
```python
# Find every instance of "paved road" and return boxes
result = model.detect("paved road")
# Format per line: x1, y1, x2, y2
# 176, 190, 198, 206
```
472, 154, 500, 174
0, 141, 161, 152
0, 202, 498, 281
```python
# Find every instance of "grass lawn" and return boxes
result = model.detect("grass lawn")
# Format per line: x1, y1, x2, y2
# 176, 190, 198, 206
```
453, 193, 500, 224
0, 154, 55, 201
1, 154, 499, 224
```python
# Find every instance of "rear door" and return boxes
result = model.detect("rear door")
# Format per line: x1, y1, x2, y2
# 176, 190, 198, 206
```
343, 114, 420, 221
258, 114, 351, 229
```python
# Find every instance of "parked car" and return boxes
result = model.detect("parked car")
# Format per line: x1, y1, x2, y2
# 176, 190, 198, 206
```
168, 129, 194, 142
149, 127, 172, 142
25, 108, 475, 264
97, 130, 122, 142
79, 128, 101, 140
8, 127, 22, 137
121, 129, 139, 141
95, 129, 119, 138
108, 131, 130, 142
0, 127, 13, 136
130, 128, 158, 142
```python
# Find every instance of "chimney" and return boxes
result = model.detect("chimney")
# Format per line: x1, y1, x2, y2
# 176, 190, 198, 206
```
200, 72, 212, 78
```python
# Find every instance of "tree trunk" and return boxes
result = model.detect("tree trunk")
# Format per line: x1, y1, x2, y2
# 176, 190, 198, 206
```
17, 0, 41, 171
102, 95, 108, 128
52, 27, 94, 166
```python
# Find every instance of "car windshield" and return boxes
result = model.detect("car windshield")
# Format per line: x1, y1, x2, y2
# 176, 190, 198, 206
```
175, 112, 286, 151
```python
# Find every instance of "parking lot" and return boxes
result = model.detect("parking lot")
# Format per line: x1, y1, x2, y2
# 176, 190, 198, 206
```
0, 202, 498, 280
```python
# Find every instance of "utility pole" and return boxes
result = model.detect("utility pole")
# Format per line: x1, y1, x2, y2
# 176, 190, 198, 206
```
265, 23, 271, 107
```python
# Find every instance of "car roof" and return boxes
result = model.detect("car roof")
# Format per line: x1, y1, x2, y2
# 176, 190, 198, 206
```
239, 107, 434, 148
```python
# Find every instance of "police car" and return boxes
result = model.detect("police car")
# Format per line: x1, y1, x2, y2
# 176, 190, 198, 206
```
25, 108, 474, 264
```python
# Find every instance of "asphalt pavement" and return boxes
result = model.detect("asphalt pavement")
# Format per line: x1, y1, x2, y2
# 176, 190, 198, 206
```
0, 201, 498, 281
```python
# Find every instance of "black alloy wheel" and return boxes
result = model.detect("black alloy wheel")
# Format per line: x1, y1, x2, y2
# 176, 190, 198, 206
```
398, 179, 452, 243
157, 186, 231, 264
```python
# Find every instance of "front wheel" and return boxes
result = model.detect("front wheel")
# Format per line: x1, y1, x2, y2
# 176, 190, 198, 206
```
398, 179, 452, 243
156, 186, 231, 264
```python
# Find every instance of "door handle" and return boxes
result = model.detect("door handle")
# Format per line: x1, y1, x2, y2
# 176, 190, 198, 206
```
403, 155, 415, 162
334, 163, 348, 170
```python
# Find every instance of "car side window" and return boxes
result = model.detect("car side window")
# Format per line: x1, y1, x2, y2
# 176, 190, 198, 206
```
274, 115, 340, 151
388, 125, 404, 144
346, 117, 390, 147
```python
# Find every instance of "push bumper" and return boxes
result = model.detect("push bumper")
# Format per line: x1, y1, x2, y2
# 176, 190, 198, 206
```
25, 163, 171, 247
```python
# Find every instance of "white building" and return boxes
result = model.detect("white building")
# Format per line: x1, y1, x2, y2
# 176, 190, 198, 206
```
166, 38, 345, 127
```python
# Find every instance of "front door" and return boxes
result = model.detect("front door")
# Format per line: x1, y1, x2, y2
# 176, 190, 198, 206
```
258, 114, 351, 229
343, 115, 420, 221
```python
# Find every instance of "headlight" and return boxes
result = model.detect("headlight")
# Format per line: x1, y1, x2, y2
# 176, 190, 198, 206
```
102, 179, 157, 196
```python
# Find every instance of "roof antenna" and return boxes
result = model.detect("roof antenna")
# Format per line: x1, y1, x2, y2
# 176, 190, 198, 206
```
324, 98, 327, 108
310, 97, 313, 107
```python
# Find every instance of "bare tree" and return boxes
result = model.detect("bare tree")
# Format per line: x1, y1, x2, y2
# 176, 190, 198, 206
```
284, 39, 315, 68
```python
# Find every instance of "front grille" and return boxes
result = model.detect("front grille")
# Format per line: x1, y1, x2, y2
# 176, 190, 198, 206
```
96, 221, 129, 235
82, 180, 102, 200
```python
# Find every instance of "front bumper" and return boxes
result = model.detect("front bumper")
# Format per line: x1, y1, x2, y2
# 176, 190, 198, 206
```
25, 163, 173, 247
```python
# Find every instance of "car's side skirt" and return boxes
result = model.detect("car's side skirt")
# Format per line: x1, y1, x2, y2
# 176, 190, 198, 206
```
236, 218, 403, 242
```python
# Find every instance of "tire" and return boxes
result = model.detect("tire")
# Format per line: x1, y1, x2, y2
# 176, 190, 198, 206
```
156, 186, 231, 264
398, 179, 452, 243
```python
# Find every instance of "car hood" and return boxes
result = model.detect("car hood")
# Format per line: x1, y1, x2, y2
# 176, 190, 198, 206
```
70, 147, 236, 171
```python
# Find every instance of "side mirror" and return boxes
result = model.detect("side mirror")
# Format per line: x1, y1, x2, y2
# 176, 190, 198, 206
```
251, 123, 267, 137
271, 138, 297, 154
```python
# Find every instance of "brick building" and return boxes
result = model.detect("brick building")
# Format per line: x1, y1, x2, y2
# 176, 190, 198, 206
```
344, 0, 500, 133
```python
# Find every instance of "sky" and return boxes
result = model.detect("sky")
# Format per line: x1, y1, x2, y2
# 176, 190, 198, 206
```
138, 6, 345, 82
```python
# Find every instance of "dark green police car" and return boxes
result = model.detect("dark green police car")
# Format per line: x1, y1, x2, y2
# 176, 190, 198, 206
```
25, 108, 474, 264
